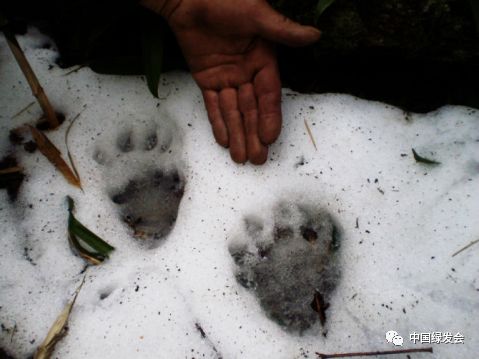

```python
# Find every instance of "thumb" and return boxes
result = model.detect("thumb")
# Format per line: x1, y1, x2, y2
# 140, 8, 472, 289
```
254, 2, 321, 47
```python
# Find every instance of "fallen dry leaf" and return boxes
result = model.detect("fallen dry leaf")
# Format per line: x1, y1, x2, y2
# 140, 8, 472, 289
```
34, 276, 86, 359
28, 125, 81, 188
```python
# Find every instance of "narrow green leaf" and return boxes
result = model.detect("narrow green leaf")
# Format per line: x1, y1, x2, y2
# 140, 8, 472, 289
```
69, 216, 114, 254
66, 196, 114, 264
412, 148, 441, 165
316, 0, 337, 19
141, 13, 164, 98
69, 215, 114, 254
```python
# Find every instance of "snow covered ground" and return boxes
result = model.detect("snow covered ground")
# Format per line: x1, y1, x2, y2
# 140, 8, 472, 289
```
1, 29, 478, 359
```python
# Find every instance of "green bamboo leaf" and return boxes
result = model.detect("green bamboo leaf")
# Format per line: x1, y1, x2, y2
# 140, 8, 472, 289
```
141, 13, 164, 98
68, 230, 104, 265
67, 196, 114, 264
69, 216, 114, 254
412, 148, 441, 165
316, 0, 337, 19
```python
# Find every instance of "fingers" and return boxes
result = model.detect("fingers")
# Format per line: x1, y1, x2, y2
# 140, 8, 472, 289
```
204, 87, 269, 165
238, 84, 268, 165
254, 61, 282, 145
203, 90, 229, 147
219, 88, 247, 164
253, 1, 321, 47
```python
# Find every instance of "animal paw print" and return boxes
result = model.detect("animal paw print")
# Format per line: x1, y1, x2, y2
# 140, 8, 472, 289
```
94, 117, 184, 245
229, 201, 342, 332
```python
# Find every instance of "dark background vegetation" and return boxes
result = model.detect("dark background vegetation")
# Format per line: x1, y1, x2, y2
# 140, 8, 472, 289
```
275, 0, 479, 112
1, 0, 479, 112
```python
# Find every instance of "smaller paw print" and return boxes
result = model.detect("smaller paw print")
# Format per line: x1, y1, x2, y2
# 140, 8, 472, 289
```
94, 118, 184, 244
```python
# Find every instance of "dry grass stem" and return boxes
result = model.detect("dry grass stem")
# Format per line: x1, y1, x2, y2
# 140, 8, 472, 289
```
316, 347, 433, 358
29, 126, 82, 188
304, 119, 318, 151
0, 166, 23, 175
12, 101, 35, 119
65, 111, 85, 186
62, 65, 86, 77
452, 239, 479, 257
4, 29, 59, 128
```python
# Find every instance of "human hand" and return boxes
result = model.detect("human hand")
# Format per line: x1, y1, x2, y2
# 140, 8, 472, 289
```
141, 0, 320, 164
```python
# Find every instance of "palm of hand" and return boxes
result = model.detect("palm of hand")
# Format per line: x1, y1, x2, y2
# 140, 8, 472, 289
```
170, 22, 280, 164
157, 0, 320, 164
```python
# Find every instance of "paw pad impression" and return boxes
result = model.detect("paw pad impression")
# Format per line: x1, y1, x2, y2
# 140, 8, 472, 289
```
230, 201, 342, 333
94, 119, 184, 244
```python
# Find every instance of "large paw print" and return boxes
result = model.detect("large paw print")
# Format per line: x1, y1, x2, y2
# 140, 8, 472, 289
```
229, 201, 342, 333
94, 117, 185, 245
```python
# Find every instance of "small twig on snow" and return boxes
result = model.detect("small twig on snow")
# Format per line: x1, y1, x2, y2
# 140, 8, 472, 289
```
11, 101, 35, 119
304, 119, 318, 151
452, 239, 479, 257
65, 110, 86, 188
311, 290, 329, 326
316, 347, 433, 358
62, 65, 86, 77
0, 166, 23, 175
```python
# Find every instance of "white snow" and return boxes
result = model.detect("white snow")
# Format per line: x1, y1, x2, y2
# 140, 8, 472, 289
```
1, 28, 478, 359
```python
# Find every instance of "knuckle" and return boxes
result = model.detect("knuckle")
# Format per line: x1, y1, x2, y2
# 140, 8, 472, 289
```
223, 110, 242, 122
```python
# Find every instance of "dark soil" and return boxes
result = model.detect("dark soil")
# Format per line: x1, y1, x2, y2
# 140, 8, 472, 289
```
2, 0, 479, 111
0, 156, 24, 201
274, 0, 479, 112
0, 346, 16, 359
